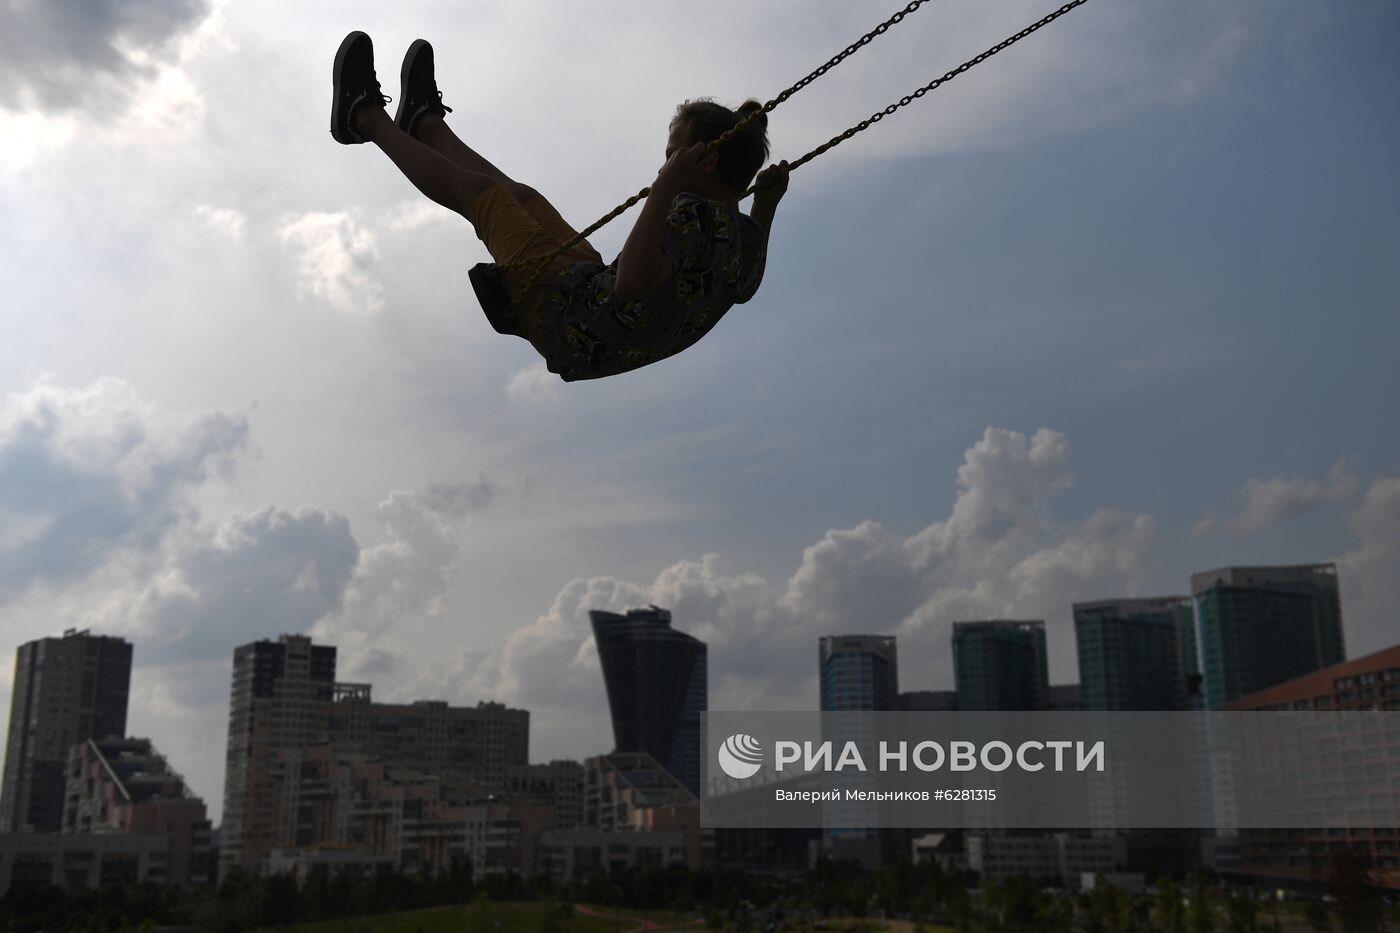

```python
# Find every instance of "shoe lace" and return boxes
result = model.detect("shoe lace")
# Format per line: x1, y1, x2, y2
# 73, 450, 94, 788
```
434, 88, 453, 114
374, 79, 392, 107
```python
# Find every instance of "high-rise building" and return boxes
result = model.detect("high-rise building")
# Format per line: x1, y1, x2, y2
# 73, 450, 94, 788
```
1074, 598, 1200, 711
220, 635, 337, 878
818, 636, 899, 864
819, 636, 899, 711
951, 621, 1049, 711
590, 607, 707, 796
1191, 564, 1345, 709
1, 629, 132, 832
220, 634, 529, 879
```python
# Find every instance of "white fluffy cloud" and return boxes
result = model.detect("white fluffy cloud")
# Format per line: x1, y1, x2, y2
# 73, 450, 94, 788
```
278, 211, 385, 316
312, 492, 461, 680
423, 428, 1156, 758
1197, 459, 1359, 535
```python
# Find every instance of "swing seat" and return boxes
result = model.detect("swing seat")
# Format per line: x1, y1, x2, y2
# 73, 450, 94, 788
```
468, 262, 518, 336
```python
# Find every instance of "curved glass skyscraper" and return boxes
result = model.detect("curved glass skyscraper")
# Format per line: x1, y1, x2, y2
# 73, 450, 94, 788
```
590, 607, 707, 795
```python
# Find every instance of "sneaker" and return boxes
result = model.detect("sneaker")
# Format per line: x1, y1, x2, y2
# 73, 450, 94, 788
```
394, 39, 453, 138
331, 31, 390, 144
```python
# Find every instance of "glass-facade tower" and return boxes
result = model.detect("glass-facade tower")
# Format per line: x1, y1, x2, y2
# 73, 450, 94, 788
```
590, 607, 707, 796
952, 621, 1049, 711
819, 636, 899, 712
1074, 597, 1200, 711
1191, 564, 1344, 710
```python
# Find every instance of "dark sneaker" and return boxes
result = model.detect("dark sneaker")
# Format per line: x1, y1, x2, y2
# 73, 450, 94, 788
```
394, 39, 453, 138
331, 31, 390, 144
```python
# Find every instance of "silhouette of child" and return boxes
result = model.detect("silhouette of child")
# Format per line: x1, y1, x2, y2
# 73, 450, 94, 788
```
331, 32, 789, 381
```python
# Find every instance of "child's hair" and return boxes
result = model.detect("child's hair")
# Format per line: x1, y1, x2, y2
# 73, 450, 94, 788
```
672, 98, 770, 194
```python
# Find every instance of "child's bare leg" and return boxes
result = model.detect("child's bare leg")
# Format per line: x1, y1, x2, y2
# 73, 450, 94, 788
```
356, 106, 494, 217
414, 113, 543, 204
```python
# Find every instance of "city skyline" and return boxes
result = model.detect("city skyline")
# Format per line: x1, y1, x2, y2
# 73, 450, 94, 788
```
1, 0, 1398, 831
0, 556, 1370, 831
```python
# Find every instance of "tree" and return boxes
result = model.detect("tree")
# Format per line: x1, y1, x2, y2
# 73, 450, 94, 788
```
1225, 892, 1259, 933
1156, 878, 1186, 933
1188, 874, 1215, 933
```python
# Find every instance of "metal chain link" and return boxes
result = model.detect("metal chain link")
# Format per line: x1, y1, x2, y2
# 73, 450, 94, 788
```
744, 0, 1088, 197
508, 0, 1088, 290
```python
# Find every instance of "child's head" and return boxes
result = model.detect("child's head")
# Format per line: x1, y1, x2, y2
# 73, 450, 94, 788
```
670, 98, 770, 195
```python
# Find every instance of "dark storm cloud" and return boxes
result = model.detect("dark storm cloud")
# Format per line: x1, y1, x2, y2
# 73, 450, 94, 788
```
0, 0, 211, 112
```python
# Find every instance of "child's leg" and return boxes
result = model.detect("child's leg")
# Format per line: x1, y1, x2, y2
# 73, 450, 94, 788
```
413, 113, 545, 204
356, 105, 495, 218
416, 113, 604, 266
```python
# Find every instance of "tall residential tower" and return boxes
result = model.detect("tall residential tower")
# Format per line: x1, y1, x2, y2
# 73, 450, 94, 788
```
220, 635, 337, 877
1, 630, 132, 832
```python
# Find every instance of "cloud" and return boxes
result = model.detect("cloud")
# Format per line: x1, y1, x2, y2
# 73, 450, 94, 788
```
310, 492, 461, 680
0, 0, 213, 114
194, 205, 246, 242
423, 474, 499, 518
1203, 459, 1360, 535
382, 200, 456, 234
1337, 476, 1400, 655
422, 427, 1153, 757
278, 211, 385, 315
115, 505, 361, 660
0, 379, 248, 598
505, 363, 562, 404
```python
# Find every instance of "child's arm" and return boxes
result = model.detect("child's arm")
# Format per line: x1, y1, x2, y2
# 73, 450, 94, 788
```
747, 160, 789, 242
614, 143, 709, 302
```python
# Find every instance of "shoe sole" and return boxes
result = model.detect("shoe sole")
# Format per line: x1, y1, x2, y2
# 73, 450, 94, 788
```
394, 38, 432, 137
331, 30, 370, 144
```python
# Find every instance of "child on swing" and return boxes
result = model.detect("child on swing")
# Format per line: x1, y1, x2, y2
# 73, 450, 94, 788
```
330, 31, 789, 382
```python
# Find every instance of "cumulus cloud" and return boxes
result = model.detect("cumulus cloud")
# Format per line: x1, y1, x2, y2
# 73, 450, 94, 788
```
422, 428, 1154, 757
278, 211, 385, 315
114, 505, 360, 659
310, 492, 461, 680
0, 379, 248, 598
1199, 459, 1360, 535
0, 0, 213, 114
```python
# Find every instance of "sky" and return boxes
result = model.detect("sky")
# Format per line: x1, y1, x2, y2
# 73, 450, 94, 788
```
0, 0, 1397, 826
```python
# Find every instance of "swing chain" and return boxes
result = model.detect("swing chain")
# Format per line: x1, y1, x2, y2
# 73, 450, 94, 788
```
505, 0, 937, 287
758, 0, 1088, 191
773, 0, 932, 108
508, 0, 1089, 290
